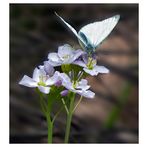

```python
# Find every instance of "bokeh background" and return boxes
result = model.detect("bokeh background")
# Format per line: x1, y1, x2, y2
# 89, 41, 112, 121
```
10, 4, 138, 143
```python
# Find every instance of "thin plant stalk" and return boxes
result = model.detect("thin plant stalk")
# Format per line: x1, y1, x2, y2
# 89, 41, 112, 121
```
64, 92, 75, 143
36, 88, 54, 143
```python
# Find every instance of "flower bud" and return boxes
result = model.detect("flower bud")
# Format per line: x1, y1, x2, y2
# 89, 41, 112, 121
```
60, 90, 69, 96
55, 80, 62, 87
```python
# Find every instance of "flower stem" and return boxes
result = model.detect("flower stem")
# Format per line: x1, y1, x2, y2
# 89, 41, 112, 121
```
64, 92, 75, 143
47, 114, 53, 143
61, 98, 69, 114
52, 105, 64, 124
73, 95, 83, 113
36, 89, 54, 143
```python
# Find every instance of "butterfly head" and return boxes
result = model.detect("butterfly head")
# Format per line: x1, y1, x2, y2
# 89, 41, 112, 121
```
85, 43, 96, 55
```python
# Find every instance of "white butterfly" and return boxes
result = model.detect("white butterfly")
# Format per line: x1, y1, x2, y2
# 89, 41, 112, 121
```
55, 12, 120, 55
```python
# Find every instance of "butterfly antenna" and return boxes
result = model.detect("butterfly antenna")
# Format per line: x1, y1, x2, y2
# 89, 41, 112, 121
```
54, 11, 61, 18
54, 11, 58, 16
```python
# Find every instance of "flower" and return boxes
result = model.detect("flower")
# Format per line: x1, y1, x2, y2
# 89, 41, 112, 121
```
74, 54, 109, 76
19, 66, 61, 94
59, 73, 95, 98
47, 44, 84, 66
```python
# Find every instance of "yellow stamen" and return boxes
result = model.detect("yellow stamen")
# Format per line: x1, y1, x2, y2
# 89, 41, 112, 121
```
38, 75, 46, 87
86, 57, 96, 69
62, 54, 70, 60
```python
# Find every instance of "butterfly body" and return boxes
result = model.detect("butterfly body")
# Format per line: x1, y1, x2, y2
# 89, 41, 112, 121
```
55, 12, 120, 55
78, 32, 95, 54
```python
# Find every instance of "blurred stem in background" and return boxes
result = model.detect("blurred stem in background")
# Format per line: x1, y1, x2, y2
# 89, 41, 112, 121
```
104, 82, 133, 129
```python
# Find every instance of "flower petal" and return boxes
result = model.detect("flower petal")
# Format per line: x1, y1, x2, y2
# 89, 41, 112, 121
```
83, 67, 98, 76
33, 67, 46, 82
60, 73, 71, 84
73, 49, 85, 61
19, 75, 37, 87
47, 60, 61, 67
38, 86, 50, 94
83, 90, 95, 98
45, 77, 55, 86
45, 71, 61, 86
60, 73, 73, 90
94, 65, 109, 73
58, 44, 73, 60
84, 65, 109, 76
32, 68, 40, 82
79, 79, 88, 85
76, 79, 90, 90
73, 60, 86, 68
43, 61, 55, 76
76, 90, 95, 99
48, 52, 62, 66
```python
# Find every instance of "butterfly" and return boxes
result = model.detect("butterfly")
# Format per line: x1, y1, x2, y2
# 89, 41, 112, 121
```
55, 12, 120, 55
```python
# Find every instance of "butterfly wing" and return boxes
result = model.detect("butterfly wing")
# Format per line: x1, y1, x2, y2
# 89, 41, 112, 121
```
78, 15, 120, 49
55, 12, 86, 46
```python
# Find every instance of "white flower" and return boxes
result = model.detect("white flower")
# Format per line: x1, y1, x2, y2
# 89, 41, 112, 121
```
59, 73, 95, 99
48, 44, 84, 66
74, 54, 109, 76
19, 66, 61, 94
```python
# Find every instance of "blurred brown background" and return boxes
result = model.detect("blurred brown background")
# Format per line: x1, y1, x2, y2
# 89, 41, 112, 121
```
10, 4, 138, 143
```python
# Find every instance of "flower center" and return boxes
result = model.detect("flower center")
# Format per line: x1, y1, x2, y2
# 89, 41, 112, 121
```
72, 81, 78, 89
86, 57, 96, 69
38, 75, 46, 87
62, 54, 70, 60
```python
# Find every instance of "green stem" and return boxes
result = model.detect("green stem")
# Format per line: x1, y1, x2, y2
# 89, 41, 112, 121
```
64, 92, 75, 143
47, 114, 53, 143
46, 92, 54, 143
36, 88, 55, 143
73, 96, 83, 113
52, 105, 64, 124
62, 98, 69, 114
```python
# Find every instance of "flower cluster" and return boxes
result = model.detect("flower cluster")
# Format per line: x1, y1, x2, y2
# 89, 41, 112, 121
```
19, 44, 109, 98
